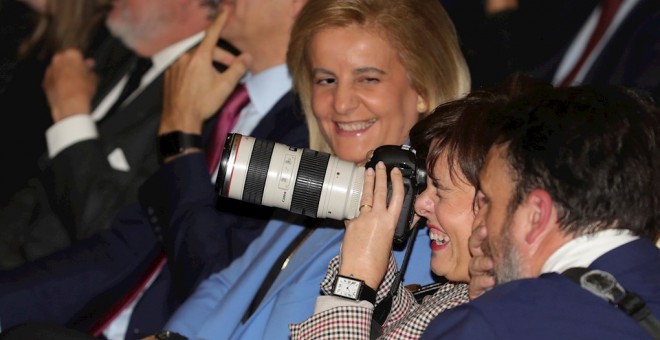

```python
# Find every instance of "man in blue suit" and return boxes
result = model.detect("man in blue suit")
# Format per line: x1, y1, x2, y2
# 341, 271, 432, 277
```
422, 85, 660, 339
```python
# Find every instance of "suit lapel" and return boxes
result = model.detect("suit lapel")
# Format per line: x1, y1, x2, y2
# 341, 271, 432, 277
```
97, 73, 164, 137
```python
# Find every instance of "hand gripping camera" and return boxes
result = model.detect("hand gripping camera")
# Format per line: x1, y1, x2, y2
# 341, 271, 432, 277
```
215, 134, 426, 245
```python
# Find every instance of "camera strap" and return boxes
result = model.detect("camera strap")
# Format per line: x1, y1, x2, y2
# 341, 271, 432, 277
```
562, 267, 660, 339
370, 218, 425, 339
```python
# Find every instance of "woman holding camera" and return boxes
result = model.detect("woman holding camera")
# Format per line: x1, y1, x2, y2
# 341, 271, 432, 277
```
160, 0, 470, 338
290, 86, 520, 338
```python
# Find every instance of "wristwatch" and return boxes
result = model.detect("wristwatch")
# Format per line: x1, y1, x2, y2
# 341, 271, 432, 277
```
158, 131, 202, 161
331, 274, 377, 304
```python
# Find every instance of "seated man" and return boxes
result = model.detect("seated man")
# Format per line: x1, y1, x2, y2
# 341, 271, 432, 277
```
422, 84, 660, 339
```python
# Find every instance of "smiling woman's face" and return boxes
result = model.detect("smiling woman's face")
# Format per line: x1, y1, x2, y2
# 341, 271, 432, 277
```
415, 151, 476, 282
308, 25, 426, 163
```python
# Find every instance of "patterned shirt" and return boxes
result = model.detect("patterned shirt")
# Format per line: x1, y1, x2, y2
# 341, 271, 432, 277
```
290, 255, 469, 339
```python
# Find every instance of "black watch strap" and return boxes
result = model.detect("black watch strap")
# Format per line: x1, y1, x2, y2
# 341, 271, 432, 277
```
158, 131, 202, 161
360, 282, 377, 304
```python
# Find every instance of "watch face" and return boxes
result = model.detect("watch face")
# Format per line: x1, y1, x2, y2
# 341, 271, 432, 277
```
334, 276, 360, 299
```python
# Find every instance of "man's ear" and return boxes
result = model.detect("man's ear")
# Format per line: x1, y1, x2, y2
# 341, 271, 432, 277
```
523, 189, 554, 245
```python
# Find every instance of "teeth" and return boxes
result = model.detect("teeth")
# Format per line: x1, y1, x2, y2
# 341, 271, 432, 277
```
336, 119, 377, 132
430, 231, 449, 245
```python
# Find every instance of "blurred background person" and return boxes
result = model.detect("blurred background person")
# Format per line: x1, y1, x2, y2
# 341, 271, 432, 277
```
0, 0, 114, 207
0, 0, 218, 271
442, 0, 660, 102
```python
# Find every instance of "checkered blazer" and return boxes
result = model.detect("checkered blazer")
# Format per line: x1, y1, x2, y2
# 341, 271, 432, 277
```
290, 255, 469, 339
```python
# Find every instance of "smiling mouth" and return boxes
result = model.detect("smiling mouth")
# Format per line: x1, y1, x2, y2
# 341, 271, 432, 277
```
336, 118, 377, 132
430, 231, 449, 246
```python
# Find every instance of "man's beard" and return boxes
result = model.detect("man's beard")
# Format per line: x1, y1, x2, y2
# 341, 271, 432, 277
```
105, 4, 163, 51
483, 212, 524, 285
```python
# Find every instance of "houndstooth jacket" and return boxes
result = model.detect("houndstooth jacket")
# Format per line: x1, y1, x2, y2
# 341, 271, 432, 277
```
289, 255, 469, 339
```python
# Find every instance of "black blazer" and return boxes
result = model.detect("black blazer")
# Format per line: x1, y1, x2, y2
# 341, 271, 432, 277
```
0, 34, 163, 270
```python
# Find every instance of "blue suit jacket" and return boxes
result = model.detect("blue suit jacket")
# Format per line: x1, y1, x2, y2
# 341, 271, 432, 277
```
421, 238, 660, 339
528, 0, 660, 101
0, 92, 309, 339
166, 216, 436, 339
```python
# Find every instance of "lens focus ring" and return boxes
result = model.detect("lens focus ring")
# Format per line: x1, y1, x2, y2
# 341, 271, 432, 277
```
290, 149, 329, 217
242, 138, 275, 205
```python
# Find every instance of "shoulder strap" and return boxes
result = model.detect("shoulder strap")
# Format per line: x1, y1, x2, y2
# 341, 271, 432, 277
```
370, 218, 425, 339
562, 267, 660, 339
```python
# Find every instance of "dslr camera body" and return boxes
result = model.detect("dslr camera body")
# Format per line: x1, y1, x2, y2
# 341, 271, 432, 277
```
216, 134, 426, 245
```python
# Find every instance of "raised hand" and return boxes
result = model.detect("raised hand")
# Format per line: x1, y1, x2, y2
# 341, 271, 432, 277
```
43, 49, 97, 122
160, 9, 252, 135
339, 161, 404, 290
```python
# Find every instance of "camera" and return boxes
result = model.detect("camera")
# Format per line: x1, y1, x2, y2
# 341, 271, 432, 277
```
215, 133, 426, 245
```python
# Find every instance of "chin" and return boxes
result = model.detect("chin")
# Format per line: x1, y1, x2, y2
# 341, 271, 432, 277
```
430, 261, 448, 279
335, 151, 366, 164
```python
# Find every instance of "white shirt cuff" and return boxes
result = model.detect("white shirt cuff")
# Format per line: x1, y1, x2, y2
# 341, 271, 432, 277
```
313, 295, 374, 315
46, 114, 98, 158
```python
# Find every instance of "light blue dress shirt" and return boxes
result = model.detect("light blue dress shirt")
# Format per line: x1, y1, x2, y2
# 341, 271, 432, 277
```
166, 217, 434, 339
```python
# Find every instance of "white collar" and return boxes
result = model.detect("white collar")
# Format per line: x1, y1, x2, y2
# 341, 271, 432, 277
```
542, 229, 638, 274
139, 31, 205, 88
242, 64, 292, 116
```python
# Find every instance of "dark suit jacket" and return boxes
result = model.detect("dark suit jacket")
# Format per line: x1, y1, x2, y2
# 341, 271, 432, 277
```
421, 238, 660, 339
0, 91, 309, 339
528, 0, 660, 101
115, 92, 309, 338
446, 0, 598, 89
451, 0, 660, 101
0, 34, 157, 270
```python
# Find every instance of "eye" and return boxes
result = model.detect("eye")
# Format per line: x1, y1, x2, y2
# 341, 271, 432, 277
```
360, 77, 380, 84
315, 77, 336, 85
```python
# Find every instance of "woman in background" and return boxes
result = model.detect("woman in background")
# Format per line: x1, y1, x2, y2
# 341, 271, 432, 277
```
0, 0, 113, 207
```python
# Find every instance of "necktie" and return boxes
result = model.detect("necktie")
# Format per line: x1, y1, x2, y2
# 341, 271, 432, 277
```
559, 0, 623, 87
207, 84, 250, 174
104, 57, 153, 118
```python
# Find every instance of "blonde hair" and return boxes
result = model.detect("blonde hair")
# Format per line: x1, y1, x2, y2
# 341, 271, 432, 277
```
287, 0, 470, 153
19, 0, 110, 60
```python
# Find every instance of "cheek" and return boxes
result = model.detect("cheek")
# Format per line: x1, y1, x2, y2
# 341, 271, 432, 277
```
441, 208, 473, 244
311, 88, 333, 117
401, 98, 421, 127
486, 208, 509, 238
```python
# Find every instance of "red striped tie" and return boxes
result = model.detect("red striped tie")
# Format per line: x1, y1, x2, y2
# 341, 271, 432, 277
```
559, 0, 623, 86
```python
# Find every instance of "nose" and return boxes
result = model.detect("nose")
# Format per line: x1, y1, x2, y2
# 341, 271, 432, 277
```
414, 186, 435, 218
333, 82, 358, 115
